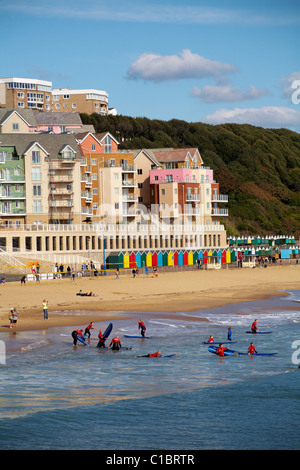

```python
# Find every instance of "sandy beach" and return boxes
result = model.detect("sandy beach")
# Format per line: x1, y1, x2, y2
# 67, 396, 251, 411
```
0, 264, 299, 332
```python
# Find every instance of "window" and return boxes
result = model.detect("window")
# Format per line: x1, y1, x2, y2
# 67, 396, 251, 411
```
92, 188, 97, 195
138, 197, 143, 202
115, 203, 119, 210
63, 94, 69, 99
110, 159, 116, 167
33, 185, 42, 196
114, 188, 119, 195
55, 104, 60, 109
32, 167, 41, 181
114, 173, 118, 180
32, 151, 40, 164
161, 189, 165, 195
105, 135, 112, 153
17, 102, 25, 108
0, 151, 8, 162
92, 173, 97, 180
91, 145, 96, 151
17, 92, 24, 98
12, 123, 19, 131
138, 183, 143, 189
33, 200, 42, 213
72, 103, 77, 109
154, 176, 158, 181
92, 158, 97, 165
137, 169, 143, 175
15, 184, 20, 192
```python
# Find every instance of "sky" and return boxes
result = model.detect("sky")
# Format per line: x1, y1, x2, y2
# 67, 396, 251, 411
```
0, 0, 300, 132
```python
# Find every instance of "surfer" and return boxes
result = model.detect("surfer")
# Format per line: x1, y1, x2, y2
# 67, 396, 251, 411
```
139, 351, 162, 358
216, 344, 228, 357
248, 342, 257, 355
207, 335, 214, 343
227, 327, 232, 341
97, 329, 106, 348
84, 322, 94, 338
251, 319, 258, 333
71, 329, 84, 345
108, 335, 122, 350
138, 319, 146, 337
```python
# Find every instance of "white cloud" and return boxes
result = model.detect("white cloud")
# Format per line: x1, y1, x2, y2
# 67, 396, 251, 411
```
202, 106, 300, 130
279, 71, 300, 100
192, 82, 270, 103
127, 49, 237, 83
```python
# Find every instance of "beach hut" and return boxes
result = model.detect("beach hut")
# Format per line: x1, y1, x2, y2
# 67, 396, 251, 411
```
157, 251, 163, 267
146, 252, 152, 267
183, 251, 188, 265
226, 249, 231, 264
188, 251, 193, 265
129, 252, 135, 268
173, 251, 179, 266
135, 252, 142, 268
168, 252, 173, 266
193, 251, 198, 265
106, 252, 119, 269
163, 251, 168, 266
141, 252, 147, 267
217, 249, 222, 264
207, 250, 213, 264
118, 253, 124, 269
178, 251, 183, 266
123, 252, 130, 269
222, 250, 227, 264
152, 251, 157, 267
202, 250, 208, 265
230, 250, 236, 262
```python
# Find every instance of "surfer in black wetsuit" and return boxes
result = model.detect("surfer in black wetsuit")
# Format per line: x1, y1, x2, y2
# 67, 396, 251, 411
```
97, 329, 106, 348
108, 335, 122, 350
138, 319, 146, 337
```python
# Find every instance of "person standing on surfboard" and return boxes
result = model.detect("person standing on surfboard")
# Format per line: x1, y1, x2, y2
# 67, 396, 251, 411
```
138, 319, 146, 337
108, 335, 122, 350
248, 342, 257, 355
251, 319, 258, 333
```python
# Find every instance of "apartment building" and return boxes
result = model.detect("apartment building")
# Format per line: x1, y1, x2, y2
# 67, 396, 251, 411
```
0, 134, 82, 228
76, 132, 137, 223
0, 78, 110, 115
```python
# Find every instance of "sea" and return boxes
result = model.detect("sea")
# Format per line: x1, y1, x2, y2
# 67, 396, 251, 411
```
0, 290, 299, 451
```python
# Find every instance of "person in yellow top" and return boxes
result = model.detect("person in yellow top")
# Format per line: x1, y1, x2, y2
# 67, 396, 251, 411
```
42, 299, 48, 319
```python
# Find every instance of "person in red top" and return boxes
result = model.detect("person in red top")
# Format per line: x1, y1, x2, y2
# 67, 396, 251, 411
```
216, 344, 228, 356
138, 319, 146, 337
251, 319, 258, 333
108, 335, 122, 350
84, 322, 94, 338
139, 350, 162, 358
97, 329, 106, 348
71, 329, 84, 345
248, 342, 257, 355
208, 335, 214, 343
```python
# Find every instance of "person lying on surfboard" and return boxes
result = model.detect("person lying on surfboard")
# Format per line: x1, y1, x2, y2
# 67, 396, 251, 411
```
138, 319, 146, 337
216, 344, 228, 356
251, 319, 258, 333
139, 351, 162, 358
248, 342, 257, 355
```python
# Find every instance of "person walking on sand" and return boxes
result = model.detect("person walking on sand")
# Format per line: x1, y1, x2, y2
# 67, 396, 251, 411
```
42, 299, 48, 319
115, 268, 119, 279
9, 308, 18, 328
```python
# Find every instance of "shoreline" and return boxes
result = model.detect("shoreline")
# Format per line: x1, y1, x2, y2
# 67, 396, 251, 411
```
0, 264, 299, 333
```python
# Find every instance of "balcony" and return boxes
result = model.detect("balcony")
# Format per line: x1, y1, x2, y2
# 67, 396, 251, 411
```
211, 208, 228, 216
122, 164, 136, 172
186, 194, 200, 202
211, 194, 228, 203
122, 179, 137, 187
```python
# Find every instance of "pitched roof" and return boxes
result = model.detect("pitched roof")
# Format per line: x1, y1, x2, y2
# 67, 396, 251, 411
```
0, 133, 81, 159
33, 111, 82, 126
151, 148, 200, 163
0, 108, 37, 127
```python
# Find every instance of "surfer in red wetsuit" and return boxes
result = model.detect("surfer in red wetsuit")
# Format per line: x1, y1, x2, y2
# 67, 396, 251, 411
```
108, 335, 122, 350
248, 342, 257, 355
251, 319, 258, 333
216, 344, 228, 356
138, 319, 146, 337
208, 335, 214, 343
97, 329, 105, 348
139, 350, 162, 358
71, 329, 84, 345
84, 322, 94, 338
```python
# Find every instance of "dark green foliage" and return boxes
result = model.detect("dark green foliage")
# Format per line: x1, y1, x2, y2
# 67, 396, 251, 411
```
81, 113, 300, 236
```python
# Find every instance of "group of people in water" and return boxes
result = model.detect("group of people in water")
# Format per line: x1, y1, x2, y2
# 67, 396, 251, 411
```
71, 319, 162, 357
207, 319, 260, 356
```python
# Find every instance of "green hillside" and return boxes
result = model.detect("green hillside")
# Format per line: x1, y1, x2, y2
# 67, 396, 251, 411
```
81, 113, 300, 236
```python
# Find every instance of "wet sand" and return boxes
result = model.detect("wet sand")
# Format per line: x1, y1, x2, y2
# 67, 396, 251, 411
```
0, 264, 299, 332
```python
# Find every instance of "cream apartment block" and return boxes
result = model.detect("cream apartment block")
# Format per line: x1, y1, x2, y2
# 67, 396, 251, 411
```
0, 77, 110, 115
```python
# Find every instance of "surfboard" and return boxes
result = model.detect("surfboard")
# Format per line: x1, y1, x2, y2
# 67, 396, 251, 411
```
208, 346, 277, 356
246, 331, 272, 334
203, 341, 237, 345
123, 334, 152, 339
103, 323, 113, 339
77, 335, 88, 346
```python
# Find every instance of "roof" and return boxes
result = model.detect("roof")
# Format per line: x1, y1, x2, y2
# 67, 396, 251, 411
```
0, 108, 37, 127
33, 111, 82, 126
0, 133, 81, 159
151, 148, 201, 163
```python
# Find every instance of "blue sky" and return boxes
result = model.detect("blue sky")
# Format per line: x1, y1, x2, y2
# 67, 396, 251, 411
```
1, 0, 299, 131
